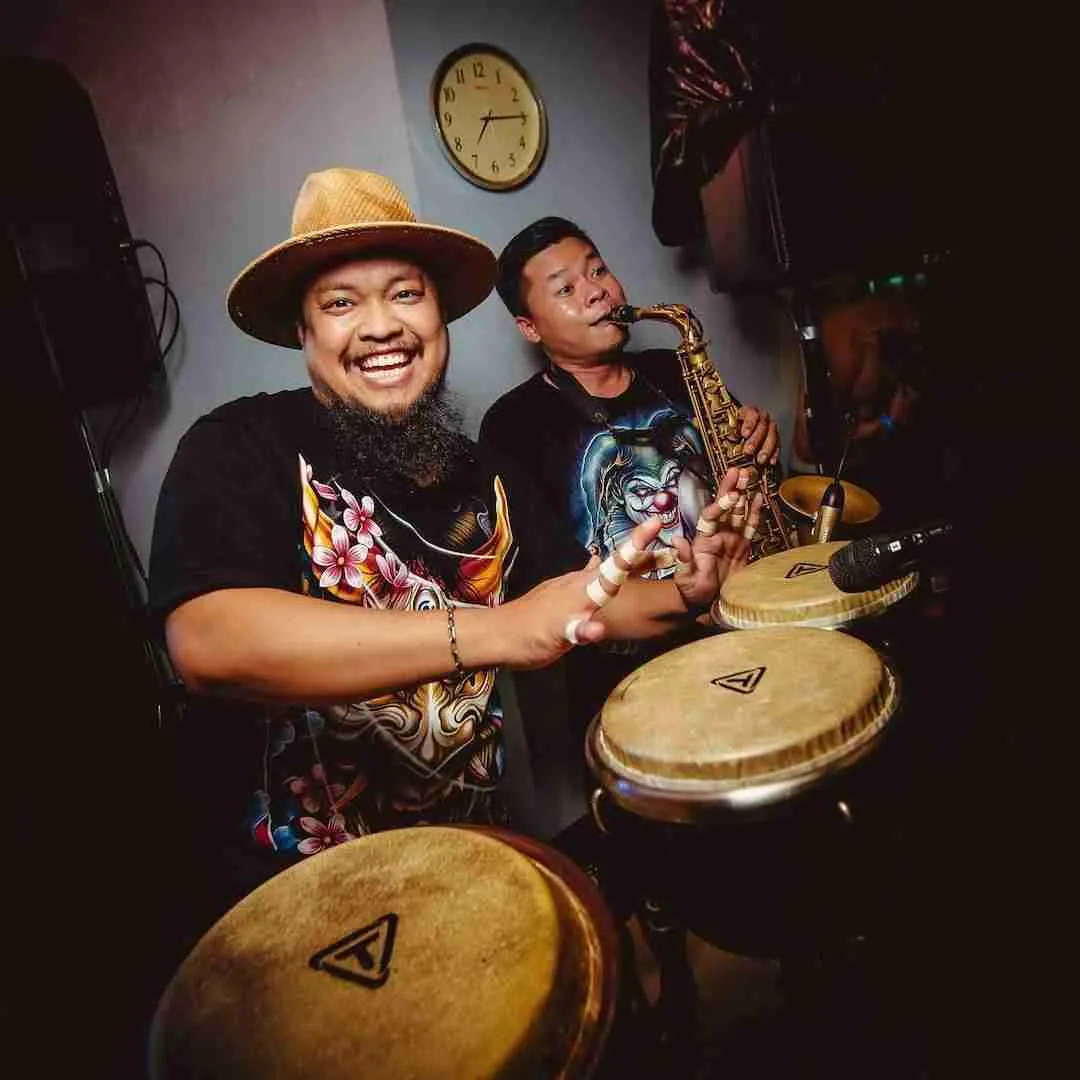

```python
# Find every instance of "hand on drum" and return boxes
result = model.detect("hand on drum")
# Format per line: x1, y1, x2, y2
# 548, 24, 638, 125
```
497, 517, 665, 671
672, 467, 763, 612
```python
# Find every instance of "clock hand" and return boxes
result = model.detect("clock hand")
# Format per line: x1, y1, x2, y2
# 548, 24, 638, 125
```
476, 109, 493, 145
486, 112, 528, 123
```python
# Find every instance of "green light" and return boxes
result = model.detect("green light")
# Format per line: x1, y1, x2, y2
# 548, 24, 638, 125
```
886, 274, 905, 287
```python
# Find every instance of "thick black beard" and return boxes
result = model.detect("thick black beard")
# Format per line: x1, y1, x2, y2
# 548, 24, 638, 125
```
319, 379, 474, 492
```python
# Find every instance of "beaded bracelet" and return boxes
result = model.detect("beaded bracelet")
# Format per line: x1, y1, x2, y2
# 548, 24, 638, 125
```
445, 599, 466, 678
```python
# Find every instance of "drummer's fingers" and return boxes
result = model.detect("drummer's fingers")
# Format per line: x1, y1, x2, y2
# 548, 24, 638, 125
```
716, 466, 742, 498
672, 535, 694, 574
743, 493, 764, 540
694, 491, 738, 539
569, 520, 660, 645
729, 494, 749, 532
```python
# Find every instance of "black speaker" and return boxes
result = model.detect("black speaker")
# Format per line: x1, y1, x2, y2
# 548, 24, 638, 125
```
702, 104, 952, 291
2, 56, 162, 406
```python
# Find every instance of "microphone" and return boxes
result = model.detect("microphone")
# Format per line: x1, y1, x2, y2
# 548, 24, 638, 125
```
811, 479, 845, 543
828, 520, 955, 593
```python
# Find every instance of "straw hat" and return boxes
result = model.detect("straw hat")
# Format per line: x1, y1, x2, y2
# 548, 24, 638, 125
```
227, 168, 496, 348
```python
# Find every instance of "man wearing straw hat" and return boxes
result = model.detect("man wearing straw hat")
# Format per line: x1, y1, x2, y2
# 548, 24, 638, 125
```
149, 168, 758, 908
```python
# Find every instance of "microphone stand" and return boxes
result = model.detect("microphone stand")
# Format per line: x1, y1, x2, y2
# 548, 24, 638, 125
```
812, 417, 854, 544
10, 226, 181, 728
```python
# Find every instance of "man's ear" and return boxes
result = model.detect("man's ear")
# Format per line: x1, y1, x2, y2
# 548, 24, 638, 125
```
296, 321, 307, 348
514, 314, 541, 344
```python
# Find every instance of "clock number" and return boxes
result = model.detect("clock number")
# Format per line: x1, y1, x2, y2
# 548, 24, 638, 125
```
455, 67, 465, 85
496, 68, 502, 84
443, 87, 456, 103
491, 160, 500, 175
472, 60, 485, 79
519, 135, 526, 150
471, 154, 479, 169
511, 87, 519, 103
509, 152, 517, 167
454, 136, 463, 152
443, 112, 452, 127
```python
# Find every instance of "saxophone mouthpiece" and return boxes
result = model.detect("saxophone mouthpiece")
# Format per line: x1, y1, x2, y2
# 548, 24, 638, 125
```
608, 304, 638, 325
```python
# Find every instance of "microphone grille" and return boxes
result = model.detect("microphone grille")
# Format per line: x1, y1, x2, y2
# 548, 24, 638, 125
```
828, 540, 884, 593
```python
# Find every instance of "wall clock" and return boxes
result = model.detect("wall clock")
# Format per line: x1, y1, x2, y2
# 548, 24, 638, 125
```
430, 43, 548, 191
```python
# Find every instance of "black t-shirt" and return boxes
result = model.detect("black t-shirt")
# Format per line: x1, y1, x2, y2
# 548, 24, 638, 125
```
479, 349, 715, 574
150, 388, 580, 881
479, 350, 718, 736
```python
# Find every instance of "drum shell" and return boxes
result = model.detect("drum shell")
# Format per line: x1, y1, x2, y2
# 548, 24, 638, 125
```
590, 718, 911, 960
586, 627, 912, 959
149, 826, 621, 1080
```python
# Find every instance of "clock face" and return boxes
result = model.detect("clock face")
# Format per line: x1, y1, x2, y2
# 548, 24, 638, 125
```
431, 44, 547, 191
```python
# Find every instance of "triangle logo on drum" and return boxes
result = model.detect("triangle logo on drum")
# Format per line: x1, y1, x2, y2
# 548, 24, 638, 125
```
309, 912, 398, 988
712, 666, 766, 694
785, 561, 828, 579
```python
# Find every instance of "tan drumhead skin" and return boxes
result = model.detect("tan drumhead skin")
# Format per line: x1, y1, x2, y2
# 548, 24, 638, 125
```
150, 827, 606, 1080
779, 475, 881, 525
591, 627, 898, 804
715, 541, 918, 629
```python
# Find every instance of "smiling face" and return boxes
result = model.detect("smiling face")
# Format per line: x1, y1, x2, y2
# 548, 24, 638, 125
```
298, 255, 450, 419
514, 236, 628, 368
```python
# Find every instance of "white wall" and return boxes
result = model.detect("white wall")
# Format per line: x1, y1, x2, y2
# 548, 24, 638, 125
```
11, 0, 418, 564
384, 0, 802, 445
10, 0, 803, 567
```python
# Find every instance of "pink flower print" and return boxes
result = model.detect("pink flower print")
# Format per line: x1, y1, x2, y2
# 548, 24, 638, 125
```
287, 763, 346, 814
297, 814, 351, 855
341, 489, 382, 543
312, 524, 369, 589
312, 479, 338, 501
376, 550, 410, 591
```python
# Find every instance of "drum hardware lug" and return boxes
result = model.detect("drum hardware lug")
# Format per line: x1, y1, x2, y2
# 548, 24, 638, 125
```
590, 788, 611, 836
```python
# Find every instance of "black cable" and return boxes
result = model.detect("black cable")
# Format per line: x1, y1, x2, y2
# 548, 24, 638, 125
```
131, 238, 168, 289
141, 275, 175, 343
159, 282, 181, 357
101, 282, 180, 467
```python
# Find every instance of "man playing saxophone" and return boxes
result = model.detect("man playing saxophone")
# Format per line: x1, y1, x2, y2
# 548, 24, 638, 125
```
479, 216, 777, 580
479, 216, 777, 731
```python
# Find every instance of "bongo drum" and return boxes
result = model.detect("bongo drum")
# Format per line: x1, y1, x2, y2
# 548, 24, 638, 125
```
713, 541, 917, 632
586, 627, 900, 822
150, 826, 618, 1080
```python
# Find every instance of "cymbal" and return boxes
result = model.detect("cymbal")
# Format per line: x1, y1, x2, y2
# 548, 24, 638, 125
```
779, 474, 881, 526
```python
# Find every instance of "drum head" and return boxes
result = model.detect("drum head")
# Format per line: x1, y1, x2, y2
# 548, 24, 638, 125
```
588, 627, 899, 819
714, 541, 918, 630
150, 827, 613, 1080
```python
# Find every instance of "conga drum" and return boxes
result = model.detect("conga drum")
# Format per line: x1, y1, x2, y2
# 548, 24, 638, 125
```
713, 541, 917, 635
150, 826, 619, 1079
585, 627, 903, 956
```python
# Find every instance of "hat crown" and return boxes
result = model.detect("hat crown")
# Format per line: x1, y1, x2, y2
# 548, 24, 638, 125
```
290, 168, 417, 237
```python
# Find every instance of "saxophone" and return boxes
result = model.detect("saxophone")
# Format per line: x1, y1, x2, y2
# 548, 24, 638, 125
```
609, 302, 791, 561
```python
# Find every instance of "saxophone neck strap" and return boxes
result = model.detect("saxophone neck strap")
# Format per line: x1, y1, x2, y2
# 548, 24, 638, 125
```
543, 359, 631, 426
544, 356, 682, 428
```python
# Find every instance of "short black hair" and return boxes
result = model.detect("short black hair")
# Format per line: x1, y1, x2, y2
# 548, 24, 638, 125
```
495, 216, 594, 317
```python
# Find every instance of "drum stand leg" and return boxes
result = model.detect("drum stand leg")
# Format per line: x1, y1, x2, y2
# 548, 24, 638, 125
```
637, 895, 700, 1071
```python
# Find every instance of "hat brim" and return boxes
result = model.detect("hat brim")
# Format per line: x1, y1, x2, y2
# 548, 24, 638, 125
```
227, 222, 497, 348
